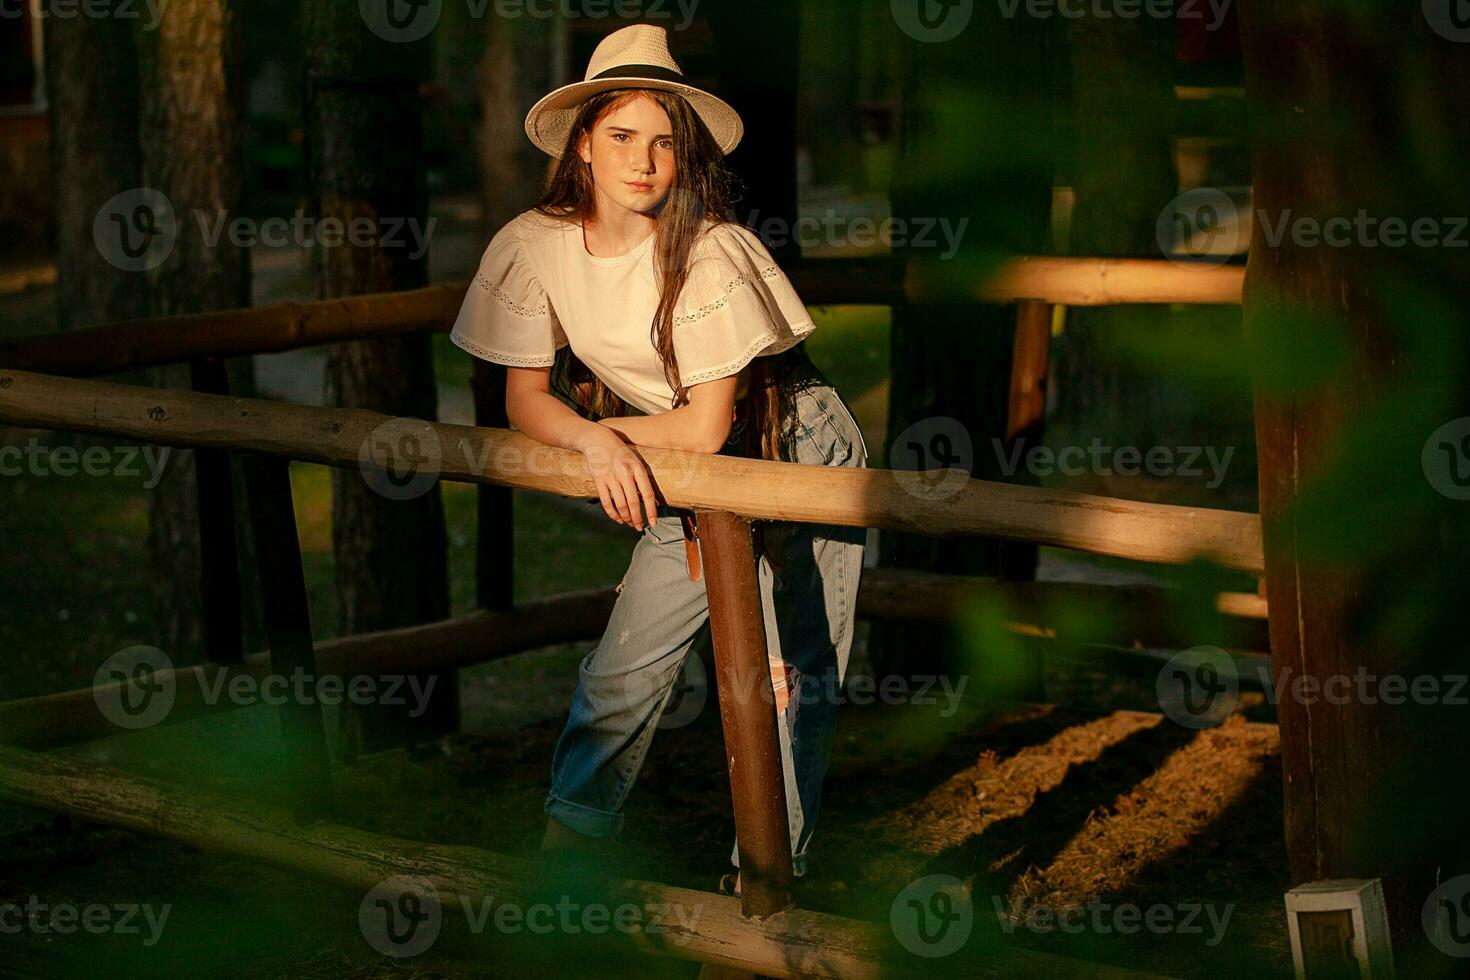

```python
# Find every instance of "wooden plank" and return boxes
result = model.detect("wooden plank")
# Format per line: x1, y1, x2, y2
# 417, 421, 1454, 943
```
0, 370, 1266, 574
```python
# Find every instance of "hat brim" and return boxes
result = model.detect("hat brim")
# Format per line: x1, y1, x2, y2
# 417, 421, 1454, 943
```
524, 77, 744, 159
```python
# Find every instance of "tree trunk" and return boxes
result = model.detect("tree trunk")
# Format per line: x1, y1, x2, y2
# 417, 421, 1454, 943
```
132, 0, 260, 665
869, 9, 1057, 682
1054, 15, 1178, 449
1238, 0, 1470, 959
42, 11, 146, 335
708, 0, 802, 264
304, 1, 454, 756
471, 12, 549, 614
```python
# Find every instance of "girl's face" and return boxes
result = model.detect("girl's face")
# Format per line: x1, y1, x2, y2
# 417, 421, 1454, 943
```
578, 94, 676, 217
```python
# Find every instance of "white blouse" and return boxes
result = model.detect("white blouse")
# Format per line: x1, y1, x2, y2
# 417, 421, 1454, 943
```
449, 209, 817, 416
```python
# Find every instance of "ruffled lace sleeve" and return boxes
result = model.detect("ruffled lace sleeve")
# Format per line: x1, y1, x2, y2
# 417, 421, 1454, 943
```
450, 217, 568, 367
671, 223, 816, 387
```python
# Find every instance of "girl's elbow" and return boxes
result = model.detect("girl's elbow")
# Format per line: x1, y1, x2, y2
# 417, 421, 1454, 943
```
697, 421, 732, 454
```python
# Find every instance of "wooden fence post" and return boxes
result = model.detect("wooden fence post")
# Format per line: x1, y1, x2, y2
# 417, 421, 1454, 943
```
241, 453, 332, 823
189, 354, 244, 664
695, 509, 795, 921
471, 358, 514, 611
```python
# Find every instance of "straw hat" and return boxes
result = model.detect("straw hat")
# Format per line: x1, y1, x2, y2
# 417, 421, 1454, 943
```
523, 24, 744, 158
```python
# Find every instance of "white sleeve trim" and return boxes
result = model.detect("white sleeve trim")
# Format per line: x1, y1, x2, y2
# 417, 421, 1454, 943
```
474, 271, 552, 320
680, 317, 816, 387
674, 266, 784, 327
449, 327, 565, 368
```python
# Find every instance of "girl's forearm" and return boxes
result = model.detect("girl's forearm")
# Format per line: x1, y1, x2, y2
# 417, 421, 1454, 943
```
508, 388, 608, 453
599, 406, 729, 454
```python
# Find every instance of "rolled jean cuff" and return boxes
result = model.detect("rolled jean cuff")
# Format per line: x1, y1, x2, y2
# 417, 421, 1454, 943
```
545, 794, 624, 839
731, 843, 809, 879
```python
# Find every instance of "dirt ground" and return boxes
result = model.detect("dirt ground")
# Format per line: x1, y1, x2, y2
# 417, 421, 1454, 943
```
0, 676, 1291, 979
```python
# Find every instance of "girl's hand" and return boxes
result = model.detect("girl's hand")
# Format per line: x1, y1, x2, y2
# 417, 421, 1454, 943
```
580, 424, 659, 530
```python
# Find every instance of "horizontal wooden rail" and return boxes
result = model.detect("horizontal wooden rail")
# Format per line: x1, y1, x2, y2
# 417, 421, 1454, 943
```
0, 370, 1265, 573
0, 746, 1167, 979
0, 590, 609, 750
0, 282, 464, 377
0, 573, 1267, 751
0, 257, 1244, 377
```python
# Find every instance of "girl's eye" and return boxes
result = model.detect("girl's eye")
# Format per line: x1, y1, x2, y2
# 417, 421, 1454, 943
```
658, 140, 674, 150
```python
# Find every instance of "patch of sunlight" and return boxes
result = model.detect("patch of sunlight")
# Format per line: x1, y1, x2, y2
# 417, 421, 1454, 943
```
288, 462, 334, 554
885, 710, 1163, 857
95, 492, 150, 534
1009, 717, 1278, 908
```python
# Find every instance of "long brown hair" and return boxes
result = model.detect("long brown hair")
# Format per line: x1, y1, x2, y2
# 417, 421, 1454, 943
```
536, 88, 797, 462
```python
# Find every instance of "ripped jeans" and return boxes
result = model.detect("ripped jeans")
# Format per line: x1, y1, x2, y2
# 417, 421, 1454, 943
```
544, 379, 869, 877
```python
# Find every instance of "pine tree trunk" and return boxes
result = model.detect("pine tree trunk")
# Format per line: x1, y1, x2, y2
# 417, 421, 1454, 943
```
42, 12, 146, 335
132, 0, 259, 666
1238, 0, 1470, 952
1054, 16, 1177, 450
868, 10, 1056, 681
303, 1, 454, 756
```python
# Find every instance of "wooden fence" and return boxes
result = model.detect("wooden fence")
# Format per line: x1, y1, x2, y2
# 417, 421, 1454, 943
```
0, 253, 1247, 977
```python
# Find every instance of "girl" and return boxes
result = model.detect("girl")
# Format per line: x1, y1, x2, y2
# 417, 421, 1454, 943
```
449, 24, 868, 895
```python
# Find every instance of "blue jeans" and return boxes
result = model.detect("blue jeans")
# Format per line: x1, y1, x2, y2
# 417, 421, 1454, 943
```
544, 380, 869, 877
